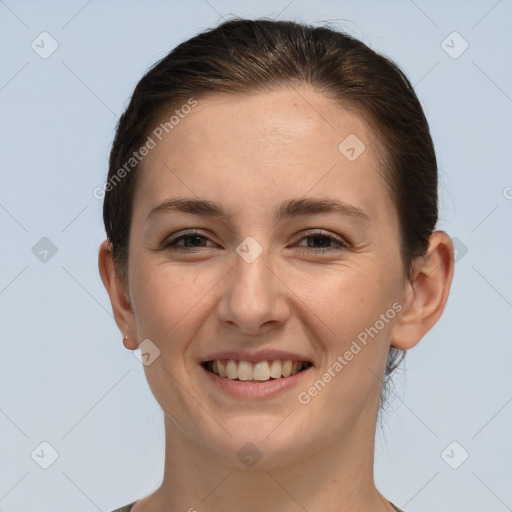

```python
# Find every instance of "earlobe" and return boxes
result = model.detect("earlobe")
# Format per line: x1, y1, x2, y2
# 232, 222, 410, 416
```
98, 240, 138, 348
390, 231, 455, 350
123, 334, 139, 351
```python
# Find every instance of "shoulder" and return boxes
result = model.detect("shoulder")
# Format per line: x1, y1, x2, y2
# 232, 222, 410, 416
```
110, 502, 138, 512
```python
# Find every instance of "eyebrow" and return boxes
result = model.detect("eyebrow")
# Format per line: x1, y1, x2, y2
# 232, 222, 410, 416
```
146, 197, 371, 223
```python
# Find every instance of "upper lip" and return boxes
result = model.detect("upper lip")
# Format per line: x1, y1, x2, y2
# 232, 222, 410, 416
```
201, 350, 313, 364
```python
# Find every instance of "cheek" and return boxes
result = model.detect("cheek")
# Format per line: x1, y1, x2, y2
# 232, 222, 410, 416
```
299, 263, 389, 323
295, 261, 400, 364
129, 259, 219, 342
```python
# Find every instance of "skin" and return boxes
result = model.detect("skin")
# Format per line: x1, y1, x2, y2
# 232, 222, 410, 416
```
99, 87, 454, 512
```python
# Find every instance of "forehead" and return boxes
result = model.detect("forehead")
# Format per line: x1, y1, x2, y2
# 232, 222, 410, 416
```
132, 87, 395, 227
148, 88, 375, 160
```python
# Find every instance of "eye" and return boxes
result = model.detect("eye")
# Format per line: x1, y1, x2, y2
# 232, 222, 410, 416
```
162, 229, 349, 254
163, 230, 215, 252
295, 230, 349, 254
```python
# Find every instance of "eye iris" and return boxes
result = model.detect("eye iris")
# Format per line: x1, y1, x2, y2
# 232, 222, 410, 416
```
171, 233, 341, 250
308, 235, 330, 248
183, 235, 205, 247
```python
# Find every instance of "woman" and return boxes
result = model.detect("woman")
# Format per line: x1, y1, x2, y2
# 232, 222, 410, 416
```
100, 18, 454, 512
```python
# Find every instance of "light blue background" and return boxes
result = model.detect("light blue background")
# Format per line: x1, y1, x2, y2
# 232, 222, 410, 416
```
1, 1, 511, 511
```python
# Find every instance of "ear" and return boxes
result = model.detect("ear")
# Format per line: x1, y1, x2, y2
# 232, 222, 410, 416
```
98, 239, 139, 349
390, 231, 455, 350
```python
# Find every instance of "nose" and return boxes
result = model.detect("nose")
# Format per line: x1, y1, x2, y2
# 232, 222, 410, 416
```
215, 247, 291, 334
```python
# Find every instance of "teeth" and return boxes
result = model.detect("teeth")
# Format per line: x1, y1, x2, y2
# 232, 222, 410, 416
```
238, 361, 253, 381
217, 360, 227, 378
207, 359, 308, 381
269, 360, 282, 378
282, 360, 293, 377
253, 361, 270, 381
226, 360, 238, 379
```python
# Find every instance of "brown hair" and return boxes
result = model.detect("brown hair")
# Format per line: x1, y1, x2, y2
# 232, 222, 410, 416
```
103, 18, 438, 406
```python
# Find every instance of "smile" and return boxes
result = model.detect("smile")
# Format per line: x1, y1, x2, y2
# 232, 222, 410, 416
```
202, 359, 312, 382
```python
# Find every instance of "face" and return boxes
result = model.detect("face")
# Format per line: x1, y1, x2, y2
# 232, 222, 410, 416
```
124, 87, 407, 466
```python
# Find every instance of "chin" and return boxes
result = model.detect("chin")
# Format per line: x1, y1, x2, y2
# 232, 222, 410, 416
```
198, 415, 314, 469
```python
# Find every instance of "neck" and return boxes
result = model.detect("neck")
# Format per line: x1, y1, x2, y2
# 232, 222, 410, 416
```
144, 400, 393, 512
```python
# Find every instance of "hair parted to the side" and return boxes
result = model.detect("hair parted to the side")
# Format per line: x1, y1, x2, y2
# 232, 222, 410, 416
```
103, 17, 438, 410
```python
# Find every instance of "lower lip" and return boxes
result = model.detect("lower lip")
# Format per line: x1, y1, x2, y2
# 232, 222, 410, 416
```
201, 364, 312, 399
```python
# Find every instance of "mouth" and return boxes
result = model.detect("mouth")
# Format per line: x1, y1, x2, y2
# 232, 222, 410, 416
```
201, 359, 313, 382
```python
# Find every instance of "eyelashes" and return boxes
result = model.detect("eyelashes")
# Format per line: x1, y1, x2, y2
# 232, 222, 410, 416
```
164, 230, 210, 251
162, 229, 349, 254
296, 231, 349, 252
